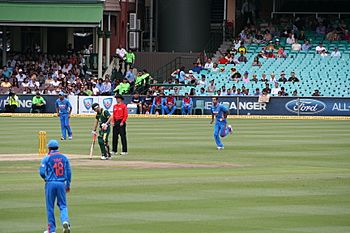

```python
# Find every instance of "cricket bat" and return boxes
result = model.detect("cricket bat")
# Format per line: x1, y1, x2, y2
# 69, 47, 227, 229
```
89, 134, 97, 160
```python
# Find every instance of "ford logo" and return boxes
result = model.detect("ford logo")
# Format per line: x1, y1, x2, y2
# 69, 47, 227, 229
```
285, 99, 326, 114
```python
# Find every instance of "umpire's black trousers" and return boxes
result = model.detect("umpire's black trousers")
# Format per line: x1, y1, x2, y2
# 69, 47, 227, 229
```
112, 120, 127, 153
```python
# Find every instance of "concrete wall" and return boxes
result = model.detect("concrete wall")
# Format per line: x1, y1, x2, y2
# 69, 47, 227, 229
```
134, 52, 201, 75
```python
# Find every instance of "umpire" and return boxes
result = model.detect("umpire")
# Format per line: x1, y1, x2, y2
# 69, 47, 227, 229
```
107, 94, 128, 155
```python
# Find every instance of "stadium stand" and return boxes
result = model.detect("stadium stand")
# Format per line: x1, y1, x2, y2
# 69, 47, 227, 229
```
1, 15, 349, 98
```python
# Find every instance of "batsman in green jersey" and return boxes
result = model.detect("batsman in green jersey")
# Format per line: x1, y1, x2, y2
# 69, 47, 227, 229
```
91, 103, 112, 160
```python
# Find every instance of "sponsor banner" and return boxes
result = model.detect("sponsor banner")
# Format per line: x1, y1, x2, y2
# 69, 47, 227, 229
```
0, 94, 58, 113
78, 96, 99, 114
194, 96, 350, 116
1, 94, 349, 116
98, 96, 117, 114
312, 98, 350, 116
68, 95, 78, 114
194, 96, 295, 115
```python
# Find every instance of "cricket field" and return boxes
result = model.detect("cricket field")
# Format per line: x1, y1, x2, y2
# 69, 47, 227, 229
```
0, 117, 349, 233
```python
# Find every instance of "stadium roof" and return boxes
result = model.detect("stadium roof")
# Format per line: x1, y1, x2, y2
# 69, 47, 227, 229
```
104, 0, 121, 12
0, 1, 104, 27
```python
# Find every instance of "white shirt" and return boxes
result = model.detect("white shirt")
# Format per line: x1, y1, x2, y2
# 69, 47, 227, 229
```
320, 52, 328, 57
28, 80, 40, 88
21, 82, 29, 88
52, 80, 61, 87
271, 87, 281, 96
291, 43, 301, 51
204, 62, 213, 69
92, 87, 99, 95
286, 37, 295, 44
198, 80, 207, 86
116, 48, 127, 59
45, 79, 54, 86
232, 58, 240, 64
331, 51, 341, 57
207, 84, 216, 93
316, 46, 327, 53
84, 48, 90, 55
234, 41, 241, 50
62, 65, 72, 74
47, 90, 57, 95
16, 74, 26, 82
211, 67, 219, 72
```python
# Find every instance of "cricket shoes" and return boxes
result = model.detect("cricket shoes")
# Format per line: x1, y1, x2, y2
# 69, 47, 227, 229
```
60, 137, 66, 140
120, 152, 128, 156
63, 222, 71, 233
217, 147, 224, 150
68, 136, 73, 140
100, 155, 108, 160
111, 151, 118, 156
44, 231, 55, 233
228, 125, 233, 134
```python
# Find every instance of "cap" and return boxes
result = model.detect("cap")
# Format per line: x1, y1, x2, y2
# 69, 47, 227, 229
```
19, 69, 23, 72
275, 38, 280, 42
58, 91, 65, 96
115, 94, 124, 100
47, 140, 59, 148
189, 70, 193, 74
92, 103, 99, 110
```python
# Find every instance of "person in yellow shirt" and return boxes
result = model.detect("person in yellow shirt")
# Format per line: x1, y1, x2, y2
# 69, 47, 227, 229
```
1, 78, 12, 88
31, 92, 46, 113
113, 78, 130, 94
5, 92, 19, 113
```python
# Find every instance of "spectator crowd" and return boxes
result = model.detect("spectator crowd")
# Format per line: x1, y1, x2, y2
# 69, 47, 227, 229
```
1, 13, 348, 107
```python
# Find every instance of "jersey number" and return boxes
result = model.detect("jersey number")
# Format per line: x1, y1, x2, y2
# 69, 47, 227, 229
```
53, 162, 64, 176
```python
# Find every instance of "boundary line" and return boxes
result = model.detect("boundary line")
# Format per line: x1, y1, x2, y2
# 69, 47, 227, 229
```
0, 113, 350, 120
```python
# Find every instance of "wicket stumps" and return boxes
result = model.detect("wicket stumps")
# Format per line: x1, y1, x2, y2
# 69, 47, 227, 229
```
38, 131, 47, 156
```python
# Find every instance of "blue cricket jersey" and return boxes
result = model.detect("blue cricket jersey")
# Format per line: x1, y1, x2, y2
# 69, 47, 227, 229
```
211, 103, 228, 124
39, 150, 72, 188
55, 98, 72, 114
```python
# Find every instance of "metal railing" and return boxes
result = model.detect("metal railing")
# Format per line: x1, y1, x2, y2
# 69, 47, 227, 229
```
271, 12, 350, 19
203, 31, 223, 58
155, 56, 197, 82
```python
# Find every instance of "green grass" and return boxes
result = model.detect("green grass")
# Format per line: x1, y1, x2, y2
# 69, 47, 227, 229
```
0, 117, 350, 233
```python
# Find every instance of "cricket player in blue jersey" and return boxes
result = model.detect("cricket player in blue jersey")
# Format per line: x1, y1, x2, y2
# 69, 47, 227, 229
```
210, 97, 232, 150
39, 140, 71, 233
55, 92, 73, 140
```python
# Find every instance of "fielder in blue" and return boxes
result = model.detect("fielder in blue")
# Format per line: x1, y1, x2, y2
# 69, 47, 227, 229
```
55, 92, 73, 140
210, 97, 232, 150
39, 140, 71, 233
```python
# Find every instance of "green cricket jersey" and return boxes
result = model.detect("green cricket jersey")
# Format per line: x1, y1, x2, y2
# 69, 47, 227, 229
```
96, 109, 111, 128
32, 96, 46, 105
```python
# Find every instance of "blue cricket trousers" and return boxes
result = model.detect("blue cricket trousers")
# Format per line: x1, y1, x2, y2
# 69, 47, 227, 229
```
213, 121, 229, 147
163, 106, 176, 115
182, 105, 192, 115
59, 114, 72, 139
45, 182, 69, 232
